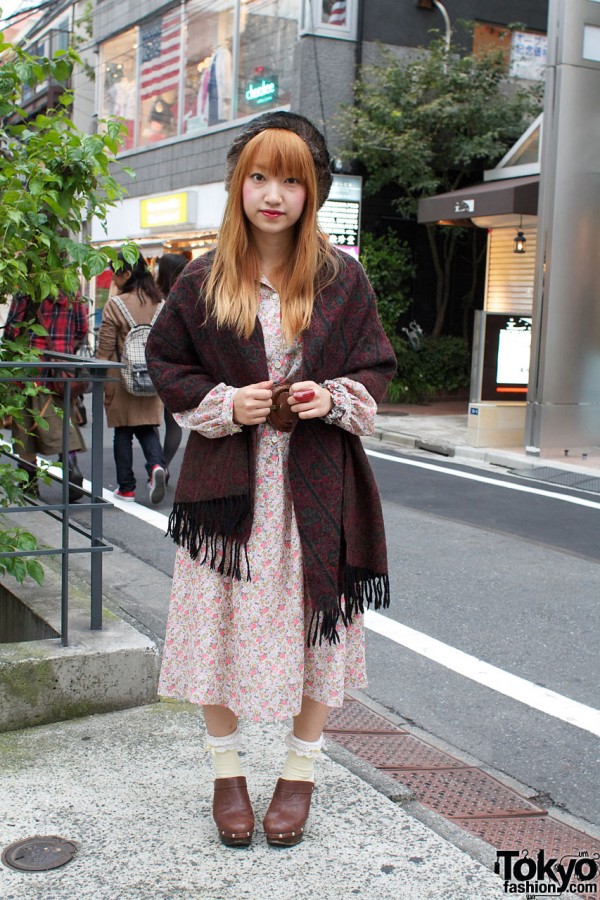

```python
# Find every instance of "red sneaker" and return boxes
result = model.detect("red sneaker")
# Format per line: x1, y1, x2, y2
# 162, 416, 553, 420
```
148, 465, 166, 505
114, 488, 136, 502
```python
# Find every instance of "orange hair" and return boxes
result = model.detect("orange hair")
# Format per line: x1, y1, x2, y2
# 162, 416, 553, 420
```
205, 128, 338, 343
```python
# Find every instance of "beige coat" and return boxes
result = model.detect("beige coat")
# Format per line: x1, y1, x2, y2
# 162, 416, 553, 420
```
96, 291, 163, 428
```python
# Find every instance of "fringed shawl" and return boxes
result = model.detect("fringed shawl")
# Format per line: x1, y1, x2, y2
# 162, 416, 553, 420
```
145, 250, 397, 645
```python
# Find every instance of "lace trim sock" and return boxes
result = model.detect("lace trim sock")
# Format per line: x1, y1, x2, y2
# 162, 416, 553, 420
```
206, 728, 243, 779
281, 731, 323, 782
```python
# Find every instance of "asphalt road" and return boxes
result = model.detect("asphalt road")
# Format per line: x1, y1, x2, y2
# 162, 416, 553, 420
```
363, 444, 599, 830
70, 415, 600, 831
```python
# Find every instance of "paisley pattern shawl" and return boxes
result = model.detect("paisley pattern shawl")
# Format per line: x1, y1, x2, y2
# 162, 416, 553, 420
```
145, 250, 397, 644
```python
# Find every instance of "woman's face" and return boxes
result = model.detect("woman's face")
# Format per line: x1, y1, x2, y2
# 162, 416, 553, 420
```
242, 163, 307, 239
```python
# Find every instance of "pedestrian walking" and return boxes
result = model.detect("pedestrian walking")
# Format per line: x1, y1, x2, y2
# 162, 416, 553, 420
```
146, 111, 396, 847
96, 251, 166, 504
4, 290, 88, 501
155, 253, 189, 479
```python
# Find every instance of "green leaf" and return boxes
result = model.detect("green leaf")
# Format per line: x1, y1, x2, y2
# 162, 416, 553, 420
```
11, 558, 27, 584
121, 244, 140, 267
16, 531, 38, 552
26, 559, 45, 586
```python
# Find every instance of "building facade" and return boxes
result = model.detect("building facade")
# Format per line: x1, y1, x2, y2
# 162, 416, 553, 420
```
90, 0, 549, 260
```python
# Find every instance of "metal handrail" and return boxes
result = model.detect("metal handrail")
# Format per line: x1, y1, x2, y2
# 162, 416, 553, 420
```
0, 354, 123, 647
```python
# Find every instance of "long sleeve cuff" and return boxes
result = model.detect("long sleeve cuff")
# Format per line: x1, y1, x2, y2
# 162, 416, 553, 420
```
321, 377, 377, 436
173, 383, 242, 437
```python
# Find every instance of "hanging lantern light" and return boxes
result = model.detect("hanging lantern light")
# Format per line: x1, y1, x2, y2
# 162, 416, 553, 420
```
514, 230, 527, 254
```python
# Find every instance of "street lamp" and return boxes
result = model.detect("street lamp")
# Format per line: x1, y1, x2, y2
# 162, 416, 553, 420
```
416, 0, 452, 53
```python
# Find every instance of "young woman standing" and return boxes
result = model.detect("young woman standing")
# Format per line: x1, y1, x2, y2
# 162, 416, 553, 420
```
146, 112, 396, 847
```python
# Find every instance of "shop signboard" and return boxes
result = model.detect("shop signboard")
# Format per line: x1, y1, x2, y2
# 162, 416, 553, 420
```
318, 175, 362, 259
245, 76, 278, 107
481, 314, 532, 401
140, 192, 197, 229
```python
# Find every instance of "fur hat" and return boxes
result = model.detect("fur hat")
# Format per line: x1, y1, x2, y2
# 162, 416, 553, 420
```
225, 111, 333, 209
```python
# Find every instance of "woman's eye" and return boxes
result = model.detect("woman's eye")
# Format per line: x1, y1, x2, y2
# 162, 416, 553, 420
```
286, 177, 299, 184
250, 172, 264, 182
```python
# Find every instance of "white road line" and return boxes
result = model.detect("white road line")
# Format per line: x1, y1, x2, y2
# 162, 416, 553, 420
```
102, 484, 600, 738
365, 610, 600, 738
102, 484, 170, 532
9, 441, 595, 736
365, 448, 600, 510
22, 462, 172, 533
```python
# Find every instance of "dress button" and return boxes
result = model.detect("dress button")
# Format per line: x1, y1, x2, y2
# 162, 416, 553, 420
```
274, 360, 282, 369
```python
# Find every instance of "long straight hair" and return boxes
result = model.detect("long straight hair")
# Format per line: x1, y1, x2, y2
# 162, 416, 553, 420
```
113, 251, 162, 305
205, 129, 338, 343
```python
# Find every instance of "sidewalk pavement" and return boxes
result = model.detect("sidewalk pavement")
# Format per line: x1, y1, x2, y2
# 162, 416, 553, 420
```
1, 399, 596, 898
373, 400, 600, 485
0, 703, 506, 900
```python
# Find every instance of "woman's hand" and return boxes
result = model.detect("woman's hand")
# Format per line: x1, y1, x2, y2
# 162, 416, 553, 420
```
289, 382, 333, 419
233, 380, 273, 425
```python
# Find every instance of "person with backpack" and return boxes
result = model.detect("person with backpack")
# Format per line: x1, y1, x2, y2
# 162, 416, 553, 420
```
146, 112, 396, 847
96, 251, 166, 504
154, 253, 189, 480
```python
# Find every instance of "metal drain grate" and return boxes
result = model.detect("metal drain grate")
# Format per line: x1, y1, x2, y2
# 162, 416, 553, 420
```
381, 768, 546, 819
325, 701, 405, 734
459, 815, 600, 863
325, 697, 600, 868
328, 731, 460, 769
511, 467, 600, 493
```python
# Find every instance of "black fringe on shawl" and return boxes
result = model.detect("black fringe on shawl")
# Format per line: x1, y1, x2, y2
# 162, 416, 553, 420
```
167, 498, 251, 581
307, 567, 390, 647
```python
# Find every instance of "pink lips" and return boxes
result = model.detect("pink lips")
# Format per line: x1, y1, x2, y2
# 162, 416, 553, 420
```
260, 210, 283, 218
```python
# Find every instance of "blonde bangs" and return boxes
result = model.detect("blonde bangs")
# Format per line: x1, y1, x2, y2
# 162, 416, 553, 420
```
241, 129, 318, 196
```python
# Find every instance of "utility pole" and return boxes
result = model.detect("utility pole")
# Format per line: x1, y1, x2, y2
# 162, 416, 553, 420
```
525, 0, 600, 451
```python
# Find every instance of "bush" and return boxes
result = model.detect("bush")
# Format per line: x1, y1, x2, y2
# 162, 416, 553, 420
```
360, 230, 415, 344
389, 335, 470, 403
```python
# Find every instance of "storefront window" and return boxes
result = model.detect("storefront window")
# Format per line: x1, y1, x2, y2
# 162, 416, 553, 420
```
99, 0, 300, 149
237, 0, 297, 120
138, 10, 183, 146
100, 28, 137, 150
184, 1, 235, 134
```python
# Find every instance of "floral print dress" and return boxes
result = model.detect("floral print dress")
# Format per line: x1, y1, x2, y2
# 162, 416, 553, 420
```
158, 280, 377, 722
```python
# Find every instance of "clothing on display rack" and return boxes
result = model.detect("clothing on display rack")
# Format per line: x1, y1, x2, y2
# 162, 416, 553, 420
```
196, 43, 232, 127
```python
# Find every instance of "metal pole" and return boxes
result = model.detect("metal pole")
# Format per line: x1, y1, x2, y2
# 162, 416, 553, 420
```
433, 1, 451, 54
525, 0, 600, 450
90, 371, 106, 630
61, 380, 70, 647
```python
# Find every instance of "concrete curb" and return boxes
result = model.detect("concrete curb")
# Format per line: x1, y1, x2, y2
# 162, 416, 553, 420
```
373, 426, 600, 483
0, 515, 160, 733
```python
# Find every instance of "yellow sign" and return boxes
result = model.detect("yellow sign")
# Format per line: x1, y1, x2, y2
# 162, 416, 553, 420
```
140, 193, 189, 229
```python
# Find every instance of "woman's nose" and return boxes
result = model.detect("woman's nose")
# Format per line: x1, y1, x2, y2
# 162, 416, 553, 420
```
264, 180, 283, 203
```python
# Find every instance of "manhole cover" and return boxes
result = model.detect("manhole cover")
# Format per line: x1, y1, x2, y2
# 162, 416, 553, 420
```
1, 835, 77, 872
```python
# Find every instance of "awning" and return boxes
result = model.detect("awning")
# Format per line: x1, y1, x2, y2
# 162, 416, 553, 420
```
418, 175, 539, 225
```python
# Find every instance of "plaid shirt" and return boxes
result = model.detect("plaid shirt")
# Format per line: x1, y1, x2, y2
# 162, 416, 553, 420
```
5, 292, 89, 353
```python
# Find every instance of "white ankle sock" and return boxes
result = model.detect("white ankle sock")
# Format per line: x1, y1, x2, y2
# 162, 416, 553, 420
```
281, 731, 323, 782
206, 728, 243, 778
